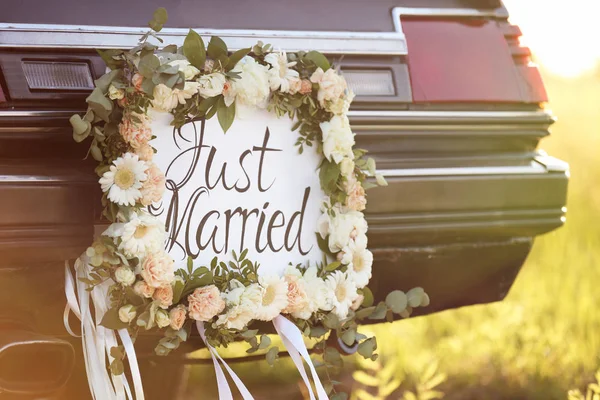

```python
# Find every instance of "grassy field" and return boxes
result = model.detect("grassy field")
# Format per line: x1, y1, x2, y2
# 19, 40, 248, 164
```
359, 69, 600, 399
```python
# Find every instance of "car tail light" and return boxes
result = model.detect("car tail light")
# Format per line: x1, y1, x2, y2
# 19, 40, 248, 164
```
21, 61, 94, 91
341, 69, 396, 96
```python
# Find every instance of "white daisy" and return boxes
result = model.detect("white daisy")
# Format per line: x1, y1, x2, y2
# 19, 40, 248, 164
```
341, 241, 373, 289
99, 153, 148, 206
103, 212, 165, 259
325, 271, 359, 320
265, 52, 300, 93
254, 275, 289, 321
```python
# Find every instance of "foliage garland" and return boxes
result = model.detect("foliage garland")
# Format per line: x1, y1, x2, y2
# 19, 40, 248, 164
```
70, 8, 429, 397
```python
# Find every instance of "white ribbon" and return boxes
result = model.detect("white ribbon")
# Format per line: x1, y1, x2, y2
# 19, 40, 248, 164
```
64, 257, 145, 400
273, 315, 329, 400
196, 321, 254, 400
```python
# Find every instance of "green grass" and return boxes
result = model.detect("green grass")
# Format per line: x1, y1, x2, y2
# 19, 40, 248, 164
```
363, 69, 600, 399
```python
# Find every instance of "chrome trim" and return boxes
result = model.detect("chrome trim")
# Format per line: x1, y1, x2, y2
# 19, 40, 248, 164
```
347, 110, 551, 119
0, 110, 78, 118
377, 160, 554, 178
392, 7, 508, 34
0, 23, 408, 55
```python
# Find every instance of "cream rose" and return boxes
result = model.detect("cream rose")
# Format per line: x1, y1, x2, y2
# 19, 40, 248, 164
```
155, 309, 170, 328
153, 284, 174, 309
197, 73, 227, 98
216, 283, 262, 330
340, 157, 355, 178
141, 252, 175, 288
108, 84, 125, 100
187, 285, 226, 322
152, 83, 199, 112
118, 305, 137, 323
115, 266, 135, 286
320, 115, 355, 164
169, 305, 187, 330
140, 162, 166, 206
119, 114, 152, 150
224, 56, 270, 108
133, 281, 155, 298
169, 59, 200, 80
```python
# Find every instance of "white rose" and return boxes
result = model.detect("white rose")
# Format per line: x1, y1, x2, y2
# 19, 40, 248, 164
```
225, 56, 270, 108
118, 305, 137, 323
216, 283, 262, 330
327, 209, 368, 252
169, 59, 200, 80
115, 267, 136, 286
152, 83, 199, 112
197, 73, 227, 98
155, 309, 170, 328
320, 115, 355, 164
108, 84, 125, 100
303, 266, 333, 312
327, 90, 355, 115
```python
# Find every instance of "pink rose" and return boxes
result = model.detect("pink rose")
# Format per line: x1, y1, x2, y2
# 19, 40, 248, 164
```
141, 252, 175, 288
140, 163, 166, 206
169, 305, 187, 330
346, 182, 366, 212
299, 79, 313, 95
188, 285, 225, 322
133, 281, 155, 298
135, 144, 154, 162
282, 275, 308, 316
153, 284, 174, 309
119, 114, 151, 150
132, 73, 143, 92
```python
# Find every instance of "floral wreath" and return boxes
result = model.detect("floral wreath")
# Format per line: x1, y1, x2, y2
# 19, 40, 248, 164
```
67, 8, 429, 399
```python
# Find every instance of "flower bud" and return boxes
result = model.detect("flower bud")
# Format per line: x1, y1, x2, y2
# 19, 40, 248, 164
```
115, 267, 136, 286
118, 305, 137, 323
156, 309, 170, 328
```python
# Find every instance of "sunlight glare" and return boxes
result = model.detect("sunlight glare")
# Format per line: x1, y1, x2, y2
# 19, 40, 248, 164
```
503, 0, 600, 77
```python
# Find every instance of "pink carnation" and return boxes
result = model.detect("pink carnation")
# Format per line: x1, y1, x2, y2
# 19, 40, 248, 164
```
188, 285, 226, 322
119, 114, 152, 149
140, 163, 166, 206
141, 252, 175, 288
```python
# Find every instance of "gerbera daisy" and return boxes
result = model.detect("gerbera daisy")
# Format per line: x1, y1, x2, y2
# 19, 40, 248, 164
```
341, 241, 373, 289
254, 275, 289, 321
265, 52, 300, 93
99, 153, 147, 206
103, 212, 165, 259
325, 271, 359, 320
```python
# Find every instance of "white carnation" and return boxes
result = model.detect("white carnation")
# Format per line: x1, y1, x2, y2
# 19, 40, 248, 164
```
320, 115, 355, 164
216, 283, 262, 330
197, 73, 227, 98
224, 56, 271, 108
325, 271, 359, 320
255, 275, 289, 321
303, 266, 333, 313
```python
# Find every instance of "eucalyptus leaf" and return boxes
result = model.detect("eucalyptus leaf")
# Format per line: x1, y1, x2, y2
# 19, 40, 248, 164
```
138, 54, 161, 79
70, 114, 92, 143
357, 337, 377, 359
368, 302, 388, 320
266, 346, 279, 366
385, 290, 408, 314
86, 88, 113, 122
183, 29, 206, 70
258, 335, 271, 350
110, 359, 125, 375
148, 7, 168, 32
361, 287, 374, 307
94, 69, 120, 93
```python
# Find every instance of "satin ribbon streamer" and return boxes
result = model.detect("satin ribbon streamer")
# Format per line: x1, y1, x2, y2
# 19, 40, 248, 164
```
64, 257, 145, 400
274, 315, 329, 400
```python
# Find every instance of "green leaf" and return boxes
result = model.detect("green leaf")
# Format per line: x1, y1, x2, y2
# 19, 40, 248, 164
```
110, 346, 124, 360
266, 346, 279, 366
385, 290, 408, 314
207, 36, 228, 60
319, 159, 341, 195
217, 98, 236, 133
375, 173, 388, 186
407, 287, 425, 308
323, 313, 341, 330
324, 347, 343, 367
354, 306, 376, 320
240, 329, 259, 339
258, 335, 271, 350
341, 329, 356, 346
309, 326, 328, 338
331, 393, 349, 400
304, 50, 331, 71
225, 48, 251, 71
361, 287, 374, 308
183, 29, 206, 70
90, 142, 103, 161
94, 69, 120, 93
325, 261, 341, 272
172, 279, 185, 304
124, 287, 145, 306
162, 44, 178, 53
97, 49, 123, 70
110, 359, 125, 375
357, 337, 377, 359
100, 307, 130, 330
148, 7, 168, 32
138, 54, 161, 79
187, 256, 194, 274
85, 88, 113, 122
368, 302, 388, 320
70, 114, 92, 143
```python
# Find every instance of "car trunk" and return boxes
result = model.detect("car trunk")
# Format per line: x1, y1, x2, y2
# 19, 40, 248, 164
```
0, 1, 568, 398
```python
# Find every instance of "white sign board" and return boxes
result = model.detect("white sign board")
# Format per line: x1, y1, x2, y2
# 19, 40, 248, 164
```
150, 110, 325, 276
